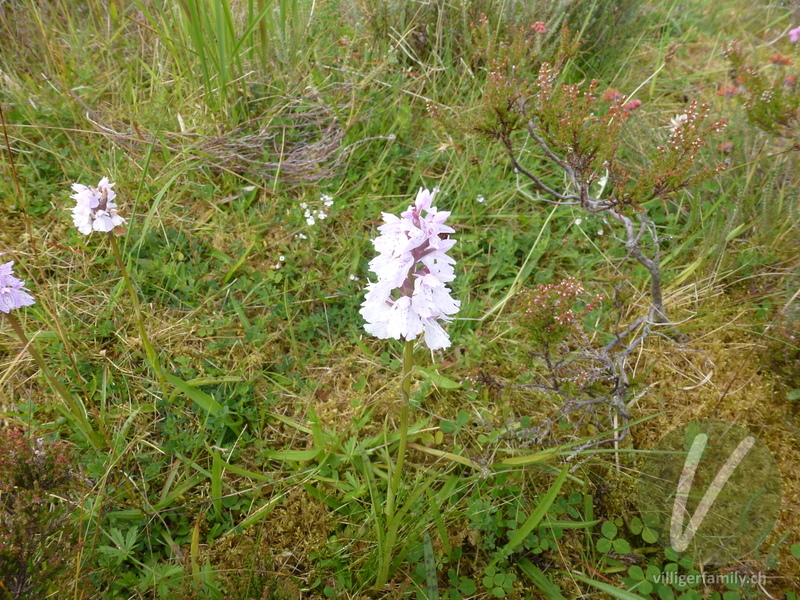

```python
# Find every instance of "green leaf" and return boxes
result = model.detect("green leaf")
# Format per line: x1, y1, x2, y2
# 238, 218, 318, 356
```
494, 466, 568, 563
229, 493, 285, 535
643, 513, 660, 528
602, 521, 618, 539
222, 240, 256, 284
787, 389, 800, 401
495, 442, 566, 465
211, 454, 223, 515
440, 420, 457, 434
503, 573, 516, 591
542, 518, 600, 529
642, 527, 659, 544
596, 538, 612, 553
791, 544, 800, 559
630, 517, 643, 535
213, 456, 271, 482
417, 367, 462, 389
686, 570, 702, 588
613, 538, 632, 554
658, 586, 675, 600
674, 574, 689, 591
263, 448, 321, 462
423, 533, 439, 600
628, 566, 645, 581
166, 374, 223, 415
459, 579, 477, 595
569, 572, 649, 600
664, 547, 680, 561
638, 581, 653, 595
518, 558, 568, 600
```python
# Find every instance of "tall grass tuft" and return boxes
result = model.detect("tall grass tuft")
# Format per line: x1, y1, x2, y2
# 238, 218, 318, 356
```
135, 0, 318, 125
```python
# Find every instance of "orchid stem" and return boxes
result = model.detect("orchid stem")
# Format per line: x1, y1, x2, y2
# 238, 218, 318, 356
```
108, 234, 168, 398
390, 340, 414, 508
376, 339, 414, 590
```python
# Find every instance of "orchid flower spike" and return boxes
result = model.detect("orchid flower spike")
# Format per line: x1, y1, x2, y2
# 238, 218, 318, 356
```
360, 188, 460, 350
0, 259, 35, 313
70, 177, 126, 235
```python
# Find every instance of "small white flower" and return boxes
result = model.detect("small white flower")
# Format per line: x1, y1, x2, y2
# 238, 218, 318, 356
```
574, 218, 583, 226
669, 113, 688, 133
296, 233, 308, 240
477, 194, 486, 203
279, 255, 285, 262
306, 216, 316, 226
322, 194, 334, 207
596, 172, 608, 194
300, 202, 308, 209
349, 274, 359, 281
597, 228, 604, 236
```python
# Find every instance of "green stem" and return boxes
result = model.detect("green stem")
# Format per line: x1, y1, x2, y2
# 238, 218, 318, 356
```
376, 339, 414, 590
109, 234, 168, 398
390, 340, 414, 510
5, 312, 103, 448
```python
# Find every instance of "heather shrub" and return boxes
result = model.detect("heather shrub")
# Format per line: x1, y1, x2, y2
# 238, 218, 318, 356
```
0, 429, 78, 599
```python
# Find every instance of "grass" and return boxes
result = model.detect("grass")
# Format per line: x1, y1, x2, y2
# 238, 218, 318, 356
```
1, 0, 799, 598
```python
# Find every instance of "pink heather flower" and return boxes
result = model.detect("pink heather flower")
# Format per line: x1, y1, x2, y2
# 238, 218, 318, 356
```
360, 188, 460, 350
770, 53, 793, 66
717, 85, 739, 99
70, 177, 126, 235
622, 98, 642, 114
790, 26, 800, 43
0, 260, 35, 313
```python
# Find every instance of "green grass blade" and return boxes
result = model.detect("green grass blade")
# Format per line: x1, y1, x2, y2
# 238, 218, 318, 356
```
165, 374, 224, 415
493, 465, 569, 565
518, 558, 568, 600
568, 572, 648, 600
212, 453, 223, 517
